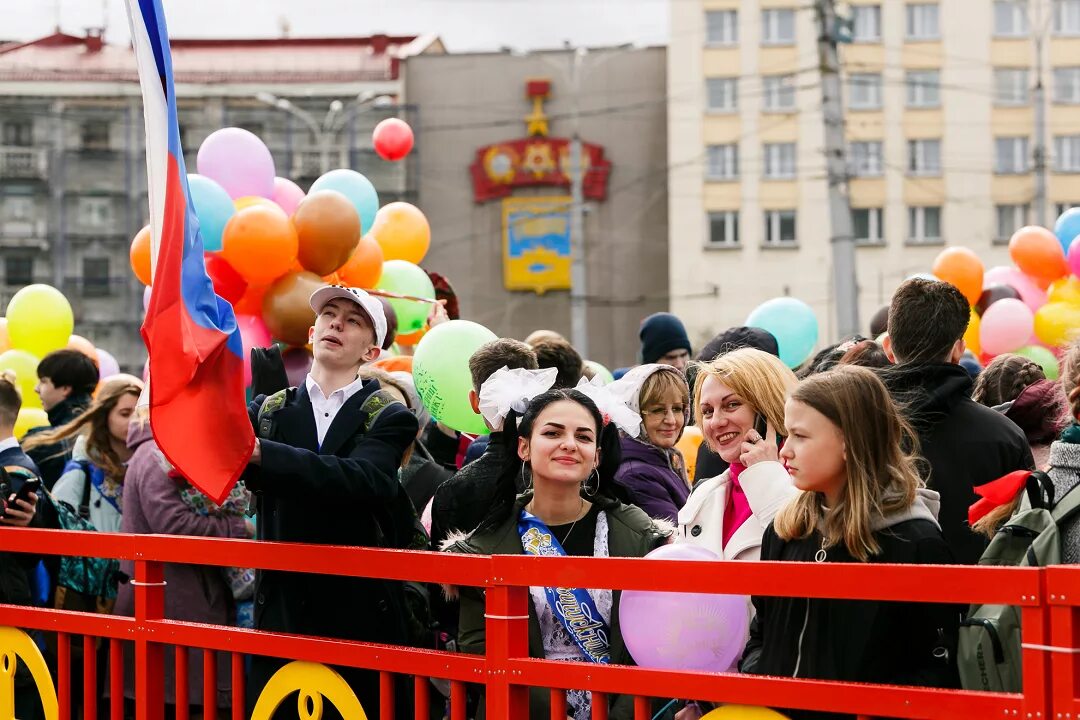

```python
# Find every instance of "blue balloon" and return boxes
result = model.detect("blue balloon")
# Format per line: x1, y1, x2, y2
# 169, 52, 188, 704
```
1055, 208, 1080, 254
309, 169, 380, 235
746, 297, 819, 369
187, 174, 235, 253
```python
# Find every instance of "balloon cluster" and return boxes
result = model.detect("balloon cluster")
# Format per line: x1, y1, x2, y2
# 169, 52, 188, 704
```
927, 211, 1080, 379
0, 284, 125, 437
129, 120, 434, 385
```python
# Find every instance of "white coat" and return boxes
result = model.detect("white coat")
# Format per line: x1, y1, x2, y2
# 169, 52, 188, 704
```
675, 460, 797, 561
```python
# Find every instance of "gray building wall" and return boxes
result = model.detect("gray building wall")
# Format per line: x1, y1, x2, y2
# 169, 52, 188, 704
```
404, 47, 669, 369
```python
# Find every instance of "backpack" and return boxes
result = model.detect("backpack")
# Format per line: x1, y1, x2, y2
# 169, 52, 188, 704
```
958, 471, 1080, 692
257, 387, 434, 648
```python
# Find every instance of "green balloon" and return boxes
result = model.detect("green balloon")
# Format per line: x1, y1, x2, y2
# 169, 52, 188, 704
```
585, 360, 615, 385
375, 260, 435, 333
413, 320, 498, 435
1015, 345, 1060, 380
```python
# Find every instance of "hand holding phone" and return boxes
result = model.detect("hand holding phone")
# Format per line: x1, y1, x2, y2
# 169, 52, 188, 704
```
741, 414, 782, 467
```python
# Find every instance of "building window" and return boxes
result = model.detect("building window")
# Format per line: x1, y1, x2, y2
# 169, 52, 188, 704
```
706, 144, 739, 181
1057, 202, 1080, 217
764, 210, 797, 246
761, 9, 796, 45
4, 256, 32, 286
906, 70, 941, 107
995, 1, 1029, 36
908, 139, 942, 176
849, 141, 884, 177
995, 136, 1031, 174
1055, 135, 1080, 172
706, 10, 739, 46
76, 197, 114, 228
1054, 67, 1080, 103
707, 211, 740, 247
849, 73, 883, 110
82, 257, 110, 298
908, 206, 942, 244
80, 120, 110, 151
996, 204, 1031, 241
995, 68, 1031, 105
851, 5, 882, 42
1055, 0, 1080, 35
762, 75, 797, 111
2, 197, 32, 222
853, 208, 884, 245
1, 121, 31, 147
763, 142, 797, 179
906, 3, 940, 40
706, 77, 738, 112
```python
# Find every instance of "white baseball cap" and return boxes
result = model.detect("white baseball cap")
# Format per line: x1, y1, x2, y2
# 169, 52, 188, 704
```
308, 285, 388, 349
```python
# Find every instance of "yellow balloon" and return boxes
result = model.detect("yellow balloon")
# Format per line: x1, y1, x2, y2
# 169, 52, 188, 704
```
702, 706, 790, 720
963, 307, 981, 356
676, 425, 704, 486
0, 349, 41, 409
1049, 276, 1080, 306
1035, 301, 1080, 347
14, 407, 47, 440
6, 284, 73, 360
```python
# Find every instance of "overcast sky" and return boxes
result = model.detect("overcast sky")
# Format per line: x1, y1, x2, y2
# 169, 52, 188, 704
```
0, 0, 668, 52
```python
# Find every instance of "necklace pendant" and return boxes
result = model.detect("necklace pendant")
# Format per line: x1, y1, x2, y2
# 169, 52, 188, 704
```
814, 548, 827, 562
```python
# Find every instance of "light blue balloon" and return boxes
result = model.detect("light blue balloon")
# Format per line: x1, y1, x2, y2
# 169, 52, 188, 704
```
187, 174, 235, 253
746, 297, 819, 369
309, 169, 380, 235
1055, 208, 1080, 254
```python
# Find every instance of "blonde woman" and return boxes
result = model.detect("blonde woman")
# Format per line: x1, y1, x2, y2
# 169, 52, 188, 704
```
677, 348, 798, 560
741, 366, 957, 693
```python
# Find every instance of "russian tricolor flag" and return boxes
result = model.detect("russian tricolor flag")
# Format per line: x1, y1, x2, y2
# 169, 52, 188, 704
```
126, 0, 254, 504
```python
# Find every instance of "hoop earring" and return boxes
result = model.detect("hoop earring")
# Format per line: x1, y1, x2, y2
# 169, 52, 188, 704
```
583, 468, 599, 497
521, 463, 533, 492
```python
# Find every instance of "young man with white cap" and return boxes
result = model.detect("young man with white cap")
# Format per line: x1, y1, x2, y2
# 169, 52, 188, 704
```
243, 284, 419, 719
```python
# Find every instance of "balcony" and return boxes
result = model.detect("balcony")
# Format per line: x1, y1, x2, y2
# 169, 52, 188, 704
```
0, 147, 48, 180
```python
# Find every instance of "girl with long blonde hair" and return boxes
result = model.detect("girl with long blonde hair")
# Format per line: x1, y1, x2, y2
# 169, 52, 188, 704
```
740, 366, 959, 693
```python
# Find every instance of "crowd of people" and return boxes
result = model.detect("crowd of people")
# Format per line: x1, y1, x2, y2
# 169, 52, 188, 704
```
2, 274, 1076, 719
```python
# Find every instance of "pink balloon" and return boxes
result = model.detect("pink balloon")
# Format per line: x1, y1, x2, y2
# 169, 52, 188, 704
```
196, 128, 276, 200
1069, 236, 1080, 278
983, 265, 1047, 312
272, 177, 306, 216
236, 314, 272, 386
980, 298, 1035, 356
96, 348, 120, 379
618, 544, 749, 671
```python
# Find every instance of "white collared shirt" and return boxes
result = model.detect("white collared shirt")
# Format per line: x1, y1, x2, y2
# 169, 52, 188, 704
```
0, 437, 19, 455
305, 373, 368, 446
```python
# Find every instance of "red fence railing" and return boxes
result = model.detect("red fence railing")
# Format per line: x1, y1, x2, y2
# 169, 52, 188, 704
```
0, 527, 1066, 719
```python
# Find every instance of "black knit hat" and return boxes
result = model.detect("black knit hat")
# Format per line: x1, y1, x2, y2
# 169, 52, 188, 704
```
638, 312, 692, 364
695, 326, 779, 362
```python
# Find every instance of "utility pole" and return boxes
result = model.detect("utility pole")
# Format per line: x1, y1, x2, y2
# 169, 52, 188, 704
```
1033, 0, 1049, 226
568, 47, 588, 359
815, 0, 860, 339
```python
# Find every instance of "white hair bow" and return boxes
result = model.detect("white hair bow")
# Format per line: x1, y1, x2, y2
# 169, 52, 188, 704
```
478, 366, 558, 431
575, 375, 642, 438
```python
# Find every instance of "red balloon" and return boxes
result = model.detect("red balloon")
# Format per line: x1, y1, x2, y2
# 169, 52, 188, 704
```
205, 254, 247, 305
372, 118, 414, 162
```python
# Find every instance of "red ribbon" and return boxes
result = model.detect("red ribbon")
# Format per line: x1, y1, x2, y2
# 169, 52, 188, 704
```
968, 470, 1030, 526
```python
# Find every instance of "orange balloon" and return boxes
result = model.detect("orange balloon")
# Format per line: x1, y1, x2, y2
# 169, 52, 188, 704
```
261, 271, 323, 347
66, 334, 97, 363
372, 355, 414, 373
1009, 226, 1068, 284
292, 190, 362, 276
234, 284, 268, 316
220, 206, 299, 286
932, 247, 984, 305
322, 272, 341, 284
337, 234, 384, 289
395, 327, 427, 346
130, 225, 152, 286
370, 202, 431, 264
234, 196, 284, 214
0, 318, 10, 354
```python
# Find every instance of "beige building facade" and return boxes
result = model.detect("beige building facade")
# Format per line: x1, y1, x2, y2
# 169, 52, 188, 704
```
669, 0, 1080, 347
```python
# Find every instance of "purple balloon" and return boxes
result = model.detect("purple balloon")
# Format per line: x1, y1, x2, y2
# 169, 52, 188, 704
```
96, 348, 120, 379
282, 347, 313, 388
619, 544, 749, 672
196, 128, 276, 200
143, 286, 152, 313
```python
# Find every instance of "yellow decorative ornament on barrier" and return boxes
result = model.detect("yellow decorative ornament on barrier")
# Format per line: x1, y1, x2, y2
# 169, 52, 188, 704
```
702, 706, 790, 720
251, 661, 368, 720
0, 626, 58, 719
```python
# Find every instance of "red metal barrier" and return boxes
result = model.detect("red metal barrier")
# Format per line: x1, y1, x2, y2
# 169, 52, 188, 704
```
0, 527, 1064, 719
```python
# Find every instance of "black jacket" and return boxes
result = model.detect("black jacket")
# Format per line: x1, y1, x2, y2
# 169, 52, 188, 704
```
0, 445, 44, 606
429, 431, 509, 550
881, 363, 1034, 564
24, 393, 91, 490
741, 513, 960, 720
242, 379, 419, 718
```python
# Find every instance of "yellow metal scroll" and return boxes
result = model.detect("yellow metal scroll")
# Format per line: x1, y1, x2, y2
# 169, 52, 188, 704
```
251, 660, 368, 720
0, 626, 57, 720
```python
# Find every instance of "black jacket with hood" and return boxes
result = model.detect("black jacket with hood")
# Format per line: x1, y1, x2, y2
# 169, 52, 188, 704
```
740, 489, 960, 720
880, 363, 1034, 564
24, 392, 92, 490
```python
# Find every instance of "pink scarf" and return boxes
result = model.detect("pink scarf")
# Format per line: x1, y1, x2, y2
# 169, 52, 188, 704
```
721, 462, 753, 551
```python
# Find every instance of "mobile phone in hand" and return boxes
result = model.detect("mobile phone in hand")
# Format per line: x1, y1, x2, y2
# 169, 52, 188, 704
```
11, 478, 41, 506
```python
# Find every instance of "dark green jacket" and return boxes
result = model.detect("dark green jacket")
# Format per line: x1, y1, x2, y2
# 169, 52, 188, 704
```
443, 492, 673, 719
